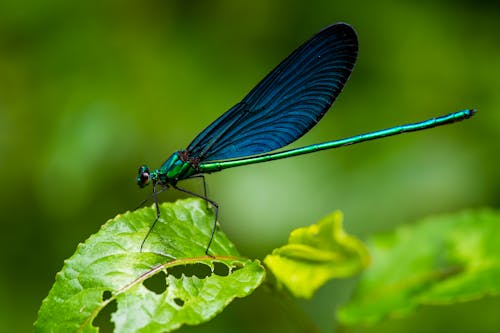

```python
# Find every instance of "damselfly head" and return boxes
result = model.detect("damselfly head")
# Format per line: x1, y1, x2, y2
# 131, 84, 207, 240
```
137, 165, 151, 188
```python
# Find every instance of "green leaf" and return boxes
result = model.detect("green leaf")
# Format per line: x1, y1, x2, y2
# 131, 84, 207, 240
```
35, 198, 265, 333
337, 209, 500, 326
264, 211, 370, 299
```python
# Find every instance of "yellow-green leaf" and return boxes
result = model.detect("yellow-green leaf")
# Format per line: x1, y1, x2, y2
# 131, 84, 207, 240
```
264, 211, 369, 298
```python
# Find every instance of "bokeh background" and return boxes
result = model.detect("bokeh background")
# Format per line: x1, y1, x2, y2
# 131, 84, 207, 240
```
1, 0, 499, 332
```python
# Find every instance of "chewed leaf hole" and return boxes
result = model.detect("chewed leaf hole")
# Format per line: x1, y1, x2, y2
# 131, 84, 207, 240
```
213, 262, 230, 276
143, 270, 167, 294
167, 263, 211, 279
173, 297, 185, 307
102, 290, 112, 301
93, 297, 116, 332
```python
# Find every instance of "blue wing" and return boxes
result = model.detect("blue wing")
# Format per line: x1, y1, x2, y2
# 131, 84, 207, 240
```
187, 23, 358, 161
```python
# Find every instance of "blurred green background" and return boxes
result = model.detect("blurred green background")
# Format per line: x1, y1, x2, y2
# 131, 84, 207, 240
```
1, 0, 498, 332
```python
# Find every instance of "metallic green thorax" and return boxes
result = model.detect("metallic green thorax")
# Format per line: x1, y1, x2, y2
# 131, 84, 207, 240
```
136, 152, 198, 189
156, 151, 198, 183
198, 109, 475, 173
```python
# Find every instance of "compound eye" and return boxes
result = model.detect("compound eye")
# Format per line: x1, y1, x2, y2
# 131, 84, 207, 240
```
140, 172, 150, 184
137, 165, 151, 188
